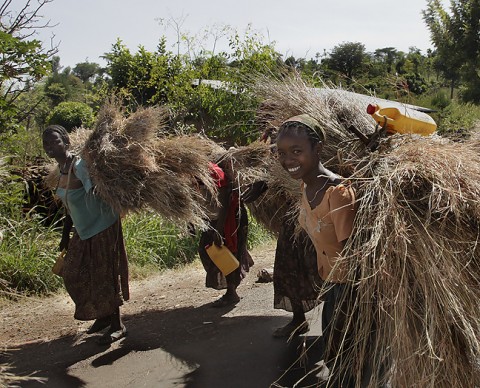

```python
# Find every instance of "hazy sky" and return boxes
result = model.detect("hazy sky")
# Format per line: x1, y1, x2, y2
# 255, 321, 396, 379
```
33, 0, 439, 68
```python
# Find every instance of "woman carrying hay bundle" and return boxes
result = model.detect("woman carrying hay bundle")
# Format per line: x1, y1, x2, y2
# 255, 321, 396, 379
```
245, 181, 320, 338
42, 125, 129, 345
276, 115, 362, 387
243, 110, 321, 338
198, 161, 253, 307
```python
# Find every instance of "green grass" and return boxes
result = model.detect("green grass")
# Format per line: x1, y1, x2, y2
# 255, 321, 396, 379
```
246, 209, 274, 249
122, 212, 200, 278
434, 101, 480, 134
0, 208, 273, 295
123, 210, 273, 278
409, 90, 480, 134
0, 215, 64, 295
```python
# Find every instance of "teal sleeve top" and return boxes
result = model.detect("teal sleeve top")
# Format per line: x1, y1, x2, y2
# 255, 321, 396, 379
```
56, 158, 118, 240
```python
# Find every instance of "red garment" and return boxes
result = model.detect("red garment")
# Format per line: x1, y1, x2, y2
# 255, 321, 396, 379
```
224, 192, 239, 253
209, 162, 228, 188
208, 162, 238, 253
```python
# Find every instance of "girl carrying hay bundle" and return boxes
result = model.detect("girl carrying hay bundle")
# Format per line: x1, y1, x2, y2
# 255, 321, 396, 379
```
198, 161, 253, 307
42, 125, 129, 345
245, 178, 320, 338
276, 114, 364, 387
243, 110, 321, 338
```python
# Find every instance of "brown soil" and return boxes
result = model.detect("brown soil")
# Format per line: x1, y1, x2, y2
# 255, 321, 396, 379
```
0, 242, 325, 388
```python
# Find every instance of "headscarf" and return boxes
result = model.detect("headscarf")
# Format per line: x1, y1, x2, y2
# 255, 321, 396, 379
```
280, 114, 326, 144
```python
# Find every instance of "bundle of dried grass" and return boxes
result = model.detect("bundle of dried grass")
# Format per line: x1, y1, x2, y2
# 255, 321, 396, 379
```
217, 141, 299, 234
247, 160, 301, 235
81, 103, 219, 229
250, 74, 480, 386
252, 74, 375, 176
333, 134, 480, 387
226, 74, 376, 234
0, 363, 44, 387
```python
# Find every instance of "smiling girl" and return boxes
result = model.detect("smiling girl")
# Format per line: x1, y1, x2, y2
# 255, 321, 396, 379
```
276, 114, 359, 386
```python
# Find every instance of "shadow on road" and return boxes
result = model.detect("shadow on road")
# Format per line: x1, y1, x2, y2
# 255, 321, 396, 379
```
2, 302, 325, 387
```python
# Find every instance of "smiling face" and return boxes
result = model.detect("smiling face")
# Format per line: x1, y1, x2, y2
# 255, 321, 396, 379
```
276, 131, 321, 182
42, 131, 68, 160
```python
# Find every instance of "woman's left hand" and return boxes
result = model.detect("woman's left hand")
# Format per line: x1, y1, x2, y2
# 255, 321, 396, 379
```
213, 229, 224, 247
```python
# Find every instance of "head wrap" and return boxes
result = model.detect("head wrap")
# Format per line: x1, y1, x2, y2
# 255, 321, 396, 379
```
281, 114, 326, 143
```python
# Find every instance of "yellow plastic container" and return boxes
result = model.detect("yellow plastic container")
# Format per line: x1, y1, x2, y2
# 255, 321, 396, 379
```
206, 244, 240, 276
367, 104, 437, 136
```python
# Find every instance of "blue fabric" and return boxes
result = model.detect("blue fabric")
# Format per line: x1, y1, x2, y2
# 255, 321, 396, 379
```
56, 158, 118, 240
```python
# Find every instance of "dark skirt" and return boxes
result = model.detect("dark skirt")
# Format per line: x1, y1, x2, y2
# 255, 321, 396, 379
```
199, 203, 253, 290
273, 217, 321, 313
62, 219, 129, 321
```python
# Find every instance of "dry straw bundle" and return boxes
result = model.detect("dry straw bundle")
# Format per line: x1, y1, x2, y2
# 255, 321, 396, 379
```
218, 141, 300, 234
250, 74, 480, 386
0, 363, 43, 387
79, 102, 220, 229
228, 74, 376, 235
339, 135, 480, 387
252, 73, 375, 175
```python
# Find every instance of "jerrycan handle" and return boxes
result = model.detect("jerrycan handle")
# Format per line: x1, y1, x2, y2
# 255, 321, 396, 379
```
367, 104, 393, 128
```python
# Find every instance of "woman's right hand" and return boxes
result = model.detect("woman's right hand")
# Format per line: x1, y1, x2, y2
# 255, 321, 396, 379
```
242, 181, 268, 203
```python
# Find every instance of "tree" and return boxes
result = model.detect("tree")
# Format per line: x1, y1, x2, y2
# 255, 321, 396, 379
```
325, 42, 367, 85
72, 61, 101, 84
0, 0, 57, 132
373, 47, 398, 74
423, 0, 480, 101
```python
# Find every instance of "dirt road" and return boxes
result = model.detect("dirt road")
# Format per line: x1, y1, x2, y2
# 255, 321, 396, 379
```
1, 242, 326, 387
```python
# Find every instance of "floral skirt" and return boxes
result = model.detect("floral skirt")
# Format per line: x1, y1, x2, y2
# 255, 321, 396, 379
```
273, 218, 321, 313
62, 219, 129, 321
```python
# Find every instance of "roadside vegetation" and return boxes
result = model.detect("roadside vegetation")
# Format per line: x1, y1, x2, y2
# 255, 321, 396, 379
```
1, 0, 480, 296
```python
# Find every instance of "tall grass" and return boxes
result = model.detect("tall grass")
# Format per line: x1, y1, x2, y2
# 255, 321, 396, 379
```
247, 208, 273, 249
412, 91, 480, 134
123, 210, 273, 278
0, 214, 64, 295
122, 212, 200, 278
435, 101, 480, 133
0, 207, 272, 295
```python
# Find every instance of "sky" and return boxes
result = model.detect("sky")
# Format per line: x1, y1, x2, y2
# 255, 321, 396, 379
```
31, 0, 440, 68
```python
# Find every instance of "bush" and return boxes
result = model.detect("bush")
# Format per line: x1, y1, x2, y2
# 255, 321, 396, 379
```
434, 101, 480, 134
0, 159, 63, 294
430, 91, 451, 110
46, 101, 95, 132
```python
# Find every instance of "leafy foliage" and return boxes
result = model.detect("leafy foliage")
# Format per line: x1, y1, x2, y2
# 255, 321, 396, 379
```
324, 42, 367, 84
423, 0, 480, 102
46, 101, 95, 131
0, 0, 57, 133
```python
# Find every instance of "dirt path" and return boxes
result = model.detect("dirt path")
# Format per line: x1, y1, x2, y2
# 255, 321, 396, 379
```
0, 242, 326, 387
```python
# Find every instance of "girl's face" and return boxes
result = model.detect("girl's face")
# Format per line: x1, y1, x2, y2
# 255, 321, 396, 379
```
42, 131, 68, 159
276, 131, 321, 181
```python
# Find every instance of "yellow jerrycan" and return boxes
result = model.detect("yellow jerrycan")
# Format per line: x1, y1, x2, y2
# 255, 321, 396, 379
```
367, 103, 437, 136
206, 244, 240, 276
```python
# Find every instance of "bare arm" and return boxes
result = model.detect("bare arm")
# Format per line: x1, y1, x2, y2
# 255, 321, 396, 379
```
59, 214, 73, 251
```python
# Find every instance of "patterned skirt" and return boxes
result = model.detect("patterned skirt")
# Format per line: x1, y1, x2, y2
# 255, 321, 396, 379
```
273, 217, 321, 313
61, 219, 129, 321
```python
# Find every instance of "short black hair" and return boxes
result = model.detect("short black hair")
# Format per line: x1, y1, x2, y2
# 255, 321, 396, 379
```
43, 125, 70, 146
